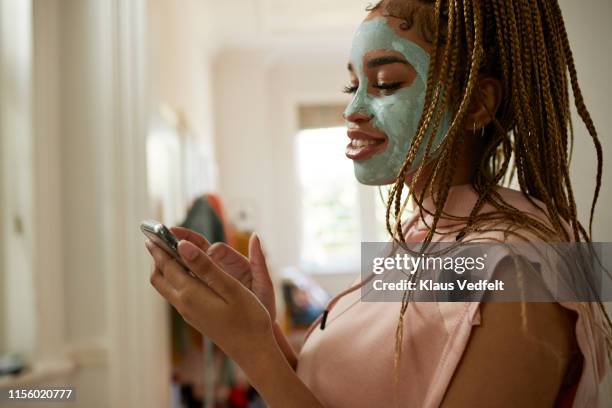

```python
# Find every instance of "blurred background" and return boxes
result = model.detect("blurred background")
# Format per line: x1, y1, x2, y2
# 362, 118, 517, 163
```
0, 0, 610, 407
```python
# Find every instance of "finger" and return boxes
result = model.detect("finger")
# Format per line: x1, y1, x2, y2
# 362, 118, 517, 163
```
249, 233, 272, 283
146, 240, 192, 290
207, 242, 229, 260
150, 263, 181, 305
177, 240, 237, 299
208, 242, 248, 268
207, 242, 251, 282
149, 262, 220, 313
149, 243, 222, 309
170, 227, 211, 252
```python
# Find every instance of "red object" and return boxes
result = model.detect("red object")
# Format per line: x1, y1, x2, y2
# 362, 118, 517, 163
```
227, 387, 248, 408
205, 193, 236, 247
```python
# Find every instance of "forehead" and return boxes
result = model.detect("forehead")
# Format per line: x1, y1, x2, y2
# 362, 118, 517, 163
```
361, 11, 434, 56
350, 15, 432, 78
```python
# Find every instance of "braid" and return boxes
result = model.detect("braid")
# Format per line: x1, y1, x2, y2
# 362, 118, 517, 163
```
368, 0, 612, 394
552, 1, 603, 239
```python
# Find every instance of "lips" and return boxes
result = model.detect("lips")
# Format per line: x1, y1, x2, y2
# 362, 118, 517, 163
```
346, 130, 387, 161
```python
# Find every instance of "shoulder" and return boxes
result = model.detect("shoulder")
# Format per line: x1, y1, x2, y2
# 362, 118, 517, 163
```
442, 296, 577, 407
492, 186, 552, 224
462, 185, 571, 243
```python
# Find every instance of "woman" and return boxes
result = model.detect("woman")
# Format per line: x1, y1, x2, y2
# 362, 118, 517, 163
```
145, 0, 610, 406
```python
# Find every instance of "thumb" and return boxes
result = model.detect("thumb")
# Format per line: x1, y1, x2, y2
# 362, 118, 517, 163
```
249, 233, 271, 282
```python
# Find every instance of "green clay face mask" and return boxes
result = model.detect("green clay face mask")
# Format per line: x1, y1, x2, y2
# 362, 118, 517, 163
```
345, 16, 451, 185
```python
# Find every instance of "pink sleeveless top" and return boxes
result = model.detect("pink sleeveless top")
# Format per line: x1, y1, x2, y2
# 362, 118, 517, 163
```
296, 184, 608, 407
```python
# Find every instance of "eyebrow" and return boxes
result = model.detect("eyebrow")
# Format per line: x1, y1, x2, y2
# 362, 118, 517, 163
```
347, 55, 409, 71
367, 55, 409, 68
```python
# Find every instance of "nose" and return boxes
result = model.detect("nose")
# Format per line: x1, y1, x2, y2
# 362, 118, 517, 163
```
343, 110, 372, 124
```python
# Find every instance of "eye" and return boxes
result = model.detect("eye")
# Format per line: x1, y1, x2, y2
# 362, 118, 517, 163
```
374, 81, 403, 95
343, 84, 358, 94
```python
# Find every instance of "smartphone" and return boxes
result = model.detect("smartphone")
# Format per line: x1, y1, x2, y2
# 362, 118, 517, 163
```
140, 219, 188, 269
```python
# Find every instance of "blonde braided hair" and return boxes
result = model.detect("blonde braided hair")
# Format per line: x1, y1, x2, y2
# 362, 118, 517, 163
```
364, 0, 611, 402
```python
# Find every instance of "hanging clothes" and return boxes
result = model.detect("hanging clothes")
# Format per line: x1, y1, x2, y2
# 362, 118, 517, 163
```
180, 194, 227, 244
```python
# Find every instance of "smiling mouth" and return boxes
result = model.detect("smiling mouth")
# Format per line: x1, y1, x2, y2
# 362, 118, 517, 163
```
349, 139, 383, 147
345, 134, 387, 161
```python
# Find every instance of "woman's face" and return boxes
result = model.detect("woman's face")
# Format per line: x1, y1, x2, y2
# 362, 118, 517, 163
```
344, 13, 451, 185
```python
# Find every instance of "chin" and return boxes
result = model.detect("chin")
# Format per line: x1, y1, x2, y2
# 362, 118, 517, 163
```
353, 167, 396, 186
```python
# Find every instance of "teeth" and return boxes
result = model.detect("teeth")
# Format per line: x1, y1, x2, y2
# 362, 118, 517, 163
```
351, 139, 380, 147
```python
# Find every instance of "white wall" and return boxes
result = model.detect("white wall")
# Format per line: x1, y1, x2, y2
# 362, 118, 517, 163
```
560, 0, 612, 241
1, 1, 168, 407
0, 0, 37, 357
148, 0, 219, 194
560, 0, 612, 327
2, 0, 224, 405
212, 43, 359, 295
28, 1, 155, 406
45, 1, 168, 406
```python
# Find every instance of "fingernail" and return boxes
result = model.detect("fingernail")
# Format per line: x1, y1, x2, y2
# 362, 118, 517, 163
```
206, 245, 221, 259
179, 241, 199, 261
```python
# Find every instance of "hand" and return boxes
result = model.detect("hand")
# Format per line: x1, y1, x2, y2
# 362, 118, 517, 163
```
145, 238, 275, 365
169, 227, 277, 321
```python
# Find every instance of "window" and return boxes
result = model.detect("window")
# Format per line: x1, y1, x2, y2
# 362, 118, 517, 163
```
296, 126, 361, 273
295, 125, 408, 274
295, 102, 417, 274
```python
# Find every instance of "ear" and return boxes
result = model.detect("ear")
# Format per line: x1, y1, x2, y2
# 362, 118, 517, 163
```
463, 76, 503, 133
